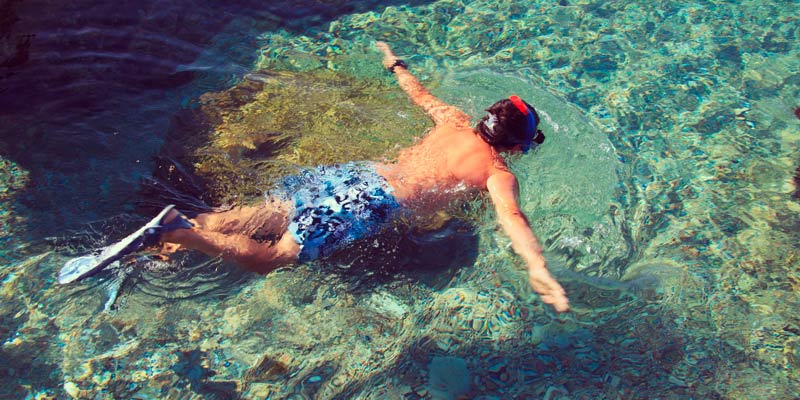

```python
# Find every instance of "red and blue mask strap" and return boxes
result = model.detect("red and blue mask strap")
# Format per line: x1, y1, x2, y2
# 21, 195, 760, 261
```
509, 95, 539, 153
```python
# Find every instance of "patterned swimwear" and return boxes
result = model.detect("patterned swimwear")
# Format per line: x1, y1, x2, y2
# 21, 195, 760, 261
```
277, 162, 400, 262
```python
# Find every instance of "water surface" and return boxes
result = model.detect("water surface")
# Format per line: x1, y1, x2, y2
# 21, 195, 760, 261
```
1, 0, 799, 398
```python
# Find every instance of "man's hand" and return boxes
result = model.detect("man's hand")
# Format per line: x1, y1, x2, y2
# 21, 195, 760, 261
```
376, 41, 400, 70
486, 172, 570, 313
528, 257, 570, 313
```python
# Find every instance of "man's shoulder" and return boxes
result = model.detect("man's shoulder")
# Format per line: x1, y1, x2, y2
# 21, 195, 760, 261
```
486, 169, 519, 194
429, 105, 472, 127
430, 124, 475, 137
444, 142, 510, 188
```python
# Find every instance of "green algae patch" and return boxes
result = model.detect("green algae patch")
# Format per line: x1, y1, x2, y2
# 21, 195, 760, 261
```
172, 69, 431, 205
0, 155, 29, 243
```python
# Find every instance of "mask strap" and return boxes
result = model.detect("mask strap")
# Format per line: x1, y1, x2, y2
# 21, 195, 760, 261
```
483, 113, 498, 133
508, 95, 529, 115
509, 95, 538, 149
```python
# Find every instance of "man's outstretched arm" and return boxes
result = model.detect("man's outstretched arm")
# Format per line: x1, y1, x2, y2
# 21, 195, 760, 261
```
376, 41, 470, 127
486, 170, 570, 313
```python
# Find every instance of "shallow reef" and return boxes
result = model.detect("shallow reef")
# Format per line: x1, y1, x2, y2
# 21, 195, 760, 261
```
1, 0, 799, 398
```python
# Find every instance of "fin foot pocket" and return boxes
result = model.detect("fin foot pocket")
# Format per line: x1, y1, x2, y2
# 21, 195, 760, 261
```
58, 205, 193, 284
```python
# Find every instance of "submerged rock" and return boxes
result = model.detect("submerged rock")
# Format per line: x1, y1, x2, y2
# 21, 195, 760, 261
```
0, 155, 29, 253
157, 69, 431, 206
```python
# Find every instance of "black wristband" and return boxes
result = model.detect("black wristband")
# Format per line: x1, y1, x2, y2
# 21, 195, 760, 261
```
388, 59, 407, 73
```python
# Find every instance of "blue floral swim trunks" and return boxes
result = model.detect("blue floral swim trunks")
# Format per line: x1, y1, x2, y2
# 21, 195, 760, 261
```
278, 162, 400, 262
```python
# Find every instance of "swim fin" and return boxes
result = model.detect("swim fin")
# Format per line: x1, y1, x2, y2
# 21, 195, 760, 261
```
58, 205, 192, 284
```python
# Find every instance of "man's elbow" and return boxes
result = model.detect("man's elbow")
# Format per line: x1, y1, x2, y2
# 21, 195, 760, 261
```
499, 208, 530, 226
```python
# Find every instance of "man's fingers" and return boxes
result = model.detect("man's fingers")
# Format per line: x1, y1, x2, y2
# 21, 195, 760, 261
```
540, 294, 570, 313
553, 301, 570, 313
375, 41, 392, 55
529, 270, 570, 313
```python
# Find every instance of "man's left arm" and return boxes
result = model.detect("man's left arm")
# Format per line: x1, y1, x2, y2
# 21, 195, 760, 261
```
486, 171, 570, 313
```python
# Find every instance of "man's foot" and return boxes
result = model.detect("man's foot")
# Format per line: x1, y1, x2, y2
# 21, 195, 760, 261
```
160, 242, 182, 254
58, 205, 193, 284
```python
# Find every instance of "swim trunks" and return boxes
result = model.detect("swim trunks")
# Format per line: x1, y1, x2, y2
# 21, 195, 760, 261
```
278, 162, 400, 262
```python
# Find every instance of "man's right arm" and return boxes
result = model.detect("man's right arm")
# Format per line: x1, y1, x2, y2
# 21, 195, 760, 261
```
376, 42, 470, 127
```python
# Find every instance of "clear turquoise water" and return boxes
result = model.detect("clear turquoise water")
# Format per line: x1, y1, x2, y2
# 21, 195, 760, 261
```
1, 0, 799, 398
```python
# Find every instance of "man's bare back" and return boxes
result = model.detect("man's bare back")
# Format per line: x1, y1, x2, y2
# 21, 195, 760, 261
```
374, 124, 503, 207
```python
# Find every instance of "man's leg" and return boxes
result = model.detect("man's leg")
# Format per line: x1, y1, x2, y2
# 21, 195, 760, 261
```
160, 202, 300, 274
192, 200, 292, 236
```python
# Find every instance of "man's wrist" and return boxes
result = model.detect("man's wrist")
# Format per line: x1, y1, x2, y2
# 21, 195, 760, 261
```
388, 59, 407, 73
526, 252, 546, 270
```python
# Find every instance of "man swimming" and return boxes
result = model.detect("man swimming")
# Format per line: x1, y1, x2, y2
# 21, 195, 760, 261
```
59, 42, 569, 313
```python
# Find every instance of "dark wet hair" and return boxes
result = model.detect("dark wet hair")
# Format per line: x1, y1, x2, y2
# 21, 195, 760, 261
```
475, 97, 545, 150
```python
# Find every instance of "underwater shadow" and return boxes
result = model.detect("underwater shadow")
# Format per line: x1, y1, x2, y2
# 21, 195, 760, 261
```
0, 0, 437, 113
0, 0, 438, 240
321, 217, 481, 293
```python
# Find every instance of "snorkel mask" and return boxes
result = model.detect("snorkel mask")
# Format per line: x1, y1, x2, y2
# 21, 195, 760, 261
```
508, 95, 545, 153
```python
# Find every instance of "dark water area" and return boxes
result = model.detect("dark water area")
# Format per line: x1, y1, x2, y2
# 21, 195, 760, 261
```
0, 0, 431, 238
1, 0, 261, 235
